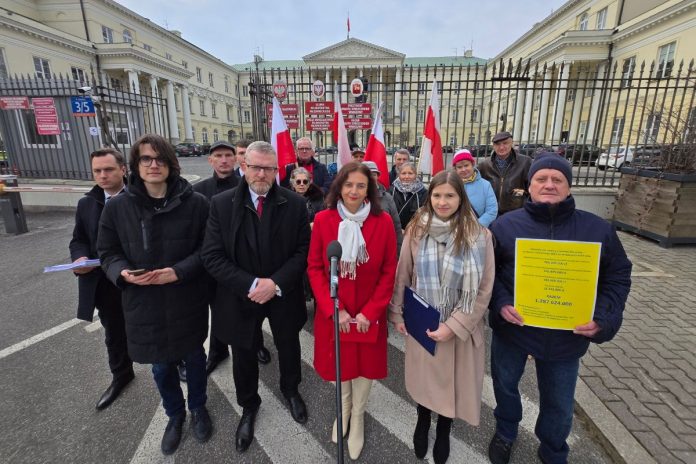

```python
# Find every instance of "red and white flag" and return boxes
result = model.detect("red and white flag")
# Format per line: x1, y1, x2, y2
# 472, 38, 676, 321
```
364, 103, 389, 188
270, 96, 296, 183
418, 79, 444, 177
332, 82, 352, 170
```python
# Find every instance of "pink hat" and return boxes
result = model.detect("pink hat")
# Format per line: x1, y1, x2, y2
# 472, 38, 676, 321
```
452, 149, 475, 166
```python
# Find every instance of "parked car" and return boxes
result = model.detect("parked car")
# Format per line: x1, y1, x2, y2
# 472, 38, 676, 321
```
596, 146, 635, 170
630, 144, 665, 169
518, 143, 552, 158
175, 143, 203, 157
558, 144, 603, 165
200, 143, 211, 155
467, 144, 492, 158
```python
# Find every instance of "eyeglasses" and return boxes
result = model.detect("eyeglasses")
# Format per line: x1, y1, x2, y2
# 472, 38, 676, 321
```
139, 156, 166, 167
294, 179, 309, 185
297, 147, 313, 152
246, 164, 278, 174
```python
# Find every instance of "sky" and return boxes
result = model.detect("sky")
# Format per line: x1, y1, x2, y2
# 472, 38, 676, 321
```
116, 0, 568, 65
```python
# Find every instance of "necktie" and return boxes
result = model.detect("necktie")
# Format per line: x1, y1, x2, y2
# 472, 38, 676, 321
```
256, 196, 265, 217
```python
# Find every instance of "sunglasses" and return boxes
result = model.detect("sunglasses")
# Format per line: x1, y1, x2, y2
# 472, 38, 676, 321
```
295, 179, 309, 185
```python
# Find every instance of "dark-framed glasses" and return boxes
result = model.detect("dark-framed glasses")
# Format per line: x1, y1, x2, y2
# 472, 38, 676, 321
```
247, 164, 278, 174
295, 179, 309, 185
139, 156, 166, 167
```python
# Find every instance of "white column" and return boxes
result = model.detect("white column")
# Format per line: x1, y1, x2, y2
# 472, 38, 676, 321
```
326, 70, 332, 102
522, 86, 534, 142
568, 72, 585, 141
551, 62, 570, 144
166, 81, 179, 144
586, 63, 606, 146
378, 68, 383, 110
181, 85, 193, 142
341, 68, 347, 103
513, 83, 526, 142
149, 75, 162, 134
395, 68, 402, 120
126, 69, 140, 94
537, 67, 552, 142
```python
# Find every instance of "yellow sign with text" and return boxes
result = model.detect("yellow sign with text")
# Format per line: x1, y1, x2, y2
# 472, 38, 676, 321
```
514, 239, 601, 330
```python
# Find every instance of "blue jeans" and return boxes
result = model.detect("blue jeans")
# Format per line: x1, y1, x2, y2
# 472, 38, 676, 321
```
491, 333, 579, 464
152, 345, 207, 417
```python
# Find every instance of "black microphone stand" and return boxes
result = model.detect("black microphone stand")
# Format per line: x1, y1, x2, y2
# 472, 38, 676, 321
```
330, 255, 344, 464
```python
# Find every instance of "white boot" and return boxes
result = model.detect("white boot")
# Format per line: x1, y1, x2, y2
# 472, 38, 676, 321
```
331, 380, 352, 443
347, 377, 373, 459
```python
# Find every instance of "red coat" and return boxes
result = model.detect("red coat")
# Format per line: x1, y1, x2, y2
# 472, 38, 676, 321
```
308, 208, 397, 381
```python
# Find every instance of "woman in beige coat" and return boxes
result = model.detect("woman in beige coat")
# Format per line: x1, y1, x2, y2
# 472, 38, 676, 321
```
389, 170, 494, 464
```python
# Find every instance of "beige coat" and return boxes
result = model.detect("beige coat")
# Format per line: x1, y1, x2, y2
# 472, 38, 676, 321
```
388, 228, 494, 424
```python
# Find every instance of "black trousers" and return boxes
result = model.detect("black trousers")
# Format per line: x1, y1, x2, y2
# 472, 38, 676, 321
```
94, 277, 133, 381
208, 334, 230, 361
232, 320, 302, 410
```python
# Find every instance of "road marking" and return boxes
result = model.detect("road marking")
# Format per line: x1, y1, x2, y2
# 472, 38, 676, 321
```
85, 319, 102, 332
129, 403, 176, 464
0, 318, 82, 360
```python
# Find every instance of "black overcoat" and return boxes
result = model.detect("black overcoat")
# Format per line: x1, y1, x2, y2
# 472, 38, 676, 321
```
201, 179, 310, 350
97, 175, 209, 363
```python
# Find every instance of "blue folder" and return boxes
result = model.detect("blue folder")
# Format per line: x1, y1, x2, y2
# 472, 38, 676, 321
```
403, 287, 441, 356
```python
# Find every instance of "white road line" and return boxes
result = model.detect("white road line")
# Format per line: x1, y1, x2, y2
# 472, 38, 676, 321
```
84, 320, 102, 332
210, 354, 333, 463
0, 318, 83, 360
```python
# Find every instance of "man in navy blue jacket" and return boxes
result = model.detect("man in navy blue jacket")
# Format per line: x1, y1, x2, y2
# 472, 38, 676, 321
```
487, 154, 632, 464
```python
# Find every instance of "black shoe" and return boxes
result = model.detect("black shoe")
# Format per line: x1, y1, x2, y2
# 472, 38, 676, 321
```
537, 448, 551, 464
205, 356, 228, 376
257, 346, 271, 365
413, 404, 431, 459
161, 412, 186, 455
285, 392, 308, 424
95, 372, 134, 410
177, 362, 187, 383
191, 406, 212, 443
488, 433, 513, 464
236, 406, 259, 453
433, 415, 452, 464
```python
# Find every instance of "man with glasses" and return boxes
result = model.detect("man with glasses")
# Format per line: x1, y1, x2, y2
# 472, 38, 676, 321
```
193, 141, 272, 375
98, 134, 212, 455
202, 141, 311, 454
70, 148, 133, 411
280, 136, 332, 193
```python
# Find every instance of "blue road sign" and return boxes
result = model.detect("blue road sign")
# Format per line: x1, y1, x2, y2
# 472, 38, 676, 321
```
71, 96, 96, 117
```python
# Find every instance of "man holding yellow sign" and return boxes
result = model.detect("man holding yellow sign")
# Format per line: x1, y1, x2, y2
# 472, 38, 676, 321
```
487, 154, 632, 464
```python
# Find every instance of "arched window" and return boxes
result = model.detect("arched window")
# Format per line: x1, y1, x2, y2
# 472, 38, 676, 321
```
202, 128, 209, 143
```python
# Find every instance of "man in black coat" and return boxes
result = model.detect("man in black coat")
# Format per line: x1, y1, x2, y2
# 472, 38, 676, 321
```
280, 136, 332, 193
98, 134, 212, 455
69, 148, 134, 410
233, 139, 250, 178
193, 140, 271, 374
202, 141, 311, 453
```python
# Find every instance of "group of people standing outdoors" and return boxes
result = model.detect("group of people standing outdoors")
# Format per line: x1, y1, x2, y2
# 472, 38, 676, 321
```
70, 130, 631, 464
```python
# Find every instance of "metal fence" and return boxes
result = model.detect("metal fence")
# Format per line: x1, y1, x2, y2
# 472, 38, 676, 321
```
0, 74, 168, 180
249, 59, 695, 186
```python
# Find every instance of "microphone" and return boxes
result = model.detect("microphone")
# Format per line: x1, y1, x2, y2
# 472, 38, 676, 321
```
327, 240, 342, 299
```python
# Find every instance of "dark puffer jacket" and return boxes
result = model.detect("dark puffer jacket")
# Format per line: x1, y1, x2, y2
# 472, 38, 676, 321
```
97, 174, 210, 363
489, 196, 632, 361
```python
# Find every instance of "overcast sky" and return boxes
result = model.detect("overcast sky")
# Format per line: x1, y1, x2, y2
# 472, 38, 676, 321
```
116, 0, 568, 65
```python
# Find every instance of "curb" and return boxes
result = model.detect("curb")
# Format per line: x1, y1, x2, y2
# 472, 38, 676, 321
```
574, 377, 656, 464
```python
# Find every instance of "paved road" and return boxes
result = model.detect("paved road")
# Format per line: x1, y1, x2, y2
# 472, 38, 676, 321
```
0, 209, 613, 464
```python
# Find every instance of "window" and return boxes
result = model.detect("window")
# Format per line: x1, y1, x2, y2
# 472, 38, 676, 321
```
182, 60, 188, 69
417, 83, 426, 95
71, 66, 87, 82
611, 117, 624, 144
0, 48, 8, 78
235, 84, 239, 96
243, 110, 251, 123
471, 108, 478, 122
453, 82, 460, 95
578, 121, 587, 142
192, 127, 196, 142
578, 12, 589, 31
449, 135, 456, 146
224, 76, 229, 93
16, 110, 60, 147
202, 128, 209, 143
143, 43, 152, 52
213, 129, 219, 142
122, 29, 132, 43
473, 82, 481, 93
644, 113, 661, 143
437, 82, 443, 94
102, 25, 114, 43
209, 72, 214, 87
242, 85, 249, 97
468, 133, 476, 145
110, 77, 122, 90
33, 57, 51, 79
226, 105, 233, 122
452, 109, 459, 123
211, 103, 217, 118
621, 56, 636, 88
596, 8, 607, 29
199, 99, 206, 116
166, 52, 172, 61
417, 109, 424, 122
106, 110, 132, 146
657, 42, 676, 78
567, 88, 576, 102
196, 67, 202, 83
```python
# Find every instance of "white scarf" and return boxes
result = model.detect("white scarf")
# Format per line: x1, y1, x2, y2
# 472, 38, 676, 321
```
336, 200, 371, 279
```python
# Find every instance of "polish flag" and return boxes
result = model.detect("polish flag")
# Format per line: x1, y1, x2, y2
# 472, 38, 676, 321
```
364, 103, 389, 188
418, 79, 444, 177
332, 82, 352, 169
270, 96, 296, 183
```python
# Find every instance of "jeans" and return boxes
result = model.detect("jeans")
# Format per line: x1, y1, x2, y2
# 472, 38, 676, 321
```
491, 333, 579, 464
152, 345, 207, 417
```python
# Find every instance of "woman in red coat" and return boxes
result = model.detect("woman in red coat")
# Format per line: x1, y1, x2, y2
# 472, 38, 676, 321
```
308, 162, 397, 459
